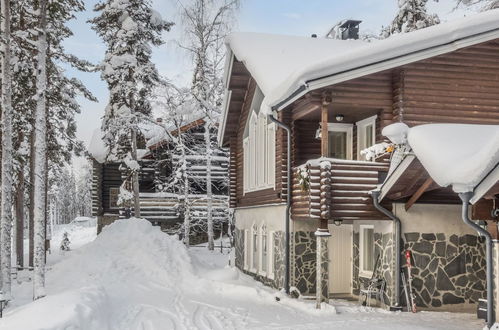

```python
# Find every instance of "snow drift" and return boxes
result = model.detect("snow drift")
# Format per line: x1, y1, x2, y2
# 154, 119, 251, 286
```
0, 218, 195, 330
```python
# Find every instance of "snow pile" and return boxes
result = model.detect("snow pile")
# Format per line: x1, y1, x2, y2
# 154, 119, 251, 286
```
382, 123, 409, 145
1, 218, 195, 330
408, 124, 499, 193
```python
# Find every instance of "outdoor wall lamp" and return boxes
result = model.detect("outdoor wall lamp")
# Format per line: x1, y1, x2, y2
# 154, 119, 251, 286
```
335, 114, 344, 122
334, 219, 343, 226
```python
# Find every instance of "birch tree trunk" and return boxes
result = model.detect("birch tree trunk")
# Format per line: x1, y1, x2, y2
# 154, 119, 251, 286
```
1, 0, 14, 300
33, 0, 48, 300
204, 123, 214, 250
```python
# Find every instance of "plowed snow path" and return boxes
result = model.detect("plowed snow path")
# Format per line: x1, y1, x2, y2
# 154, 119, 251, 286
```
0, 219, 484, 330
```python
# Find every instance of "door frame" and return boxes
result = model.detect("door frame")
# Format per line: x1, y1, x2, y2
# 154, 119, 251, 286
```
328, 223, 353, 294
327, 123, 353, 160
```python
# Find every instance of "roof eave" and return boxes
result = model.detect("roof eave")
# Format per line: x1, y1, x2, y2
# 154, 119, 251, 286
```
218, 48, 235, 147
273, 28, 499, 112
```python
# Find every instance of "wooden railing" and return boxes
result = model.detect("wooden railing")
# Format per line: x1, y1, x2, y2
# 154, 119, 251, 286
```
292, 158, 390, 221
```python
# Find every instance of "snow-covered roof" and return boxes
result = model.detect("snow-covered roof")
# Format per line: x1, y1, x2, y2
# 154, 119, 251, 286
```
88, 129, 108, 163
226, 32, 365, 99
225, 9, 499, 115
384, 124, 499, 194
408, 124, 499, 193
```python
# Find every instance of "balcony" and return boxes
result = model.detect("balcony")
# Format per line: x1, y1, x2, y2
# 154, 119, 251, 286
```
292, 158, 391, 221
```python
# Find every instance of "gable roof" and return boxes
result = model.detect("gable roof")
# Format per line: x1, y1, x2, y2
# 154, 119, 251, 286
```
220, 9, 499, 144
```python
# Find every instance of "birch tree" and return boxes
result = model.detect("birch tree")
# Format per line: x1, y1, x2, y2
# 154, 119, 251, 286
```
1, 0, 14, 300
32, 0, 49, 300
90, 0, 173, 218
179, 0, 238, 250
382, 0, 440, 37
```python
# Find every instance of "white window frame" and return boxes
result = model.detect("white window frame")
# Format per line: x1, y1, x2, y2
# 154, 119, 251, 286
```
327, 123, 353, 160
260, 225, 268, 276
243, 87, 276, 193
251, 224, 258, 273
356, 115, 377, 160
359, 225, 375, 278
267, 231, 275, 279
243, 229, 249, 270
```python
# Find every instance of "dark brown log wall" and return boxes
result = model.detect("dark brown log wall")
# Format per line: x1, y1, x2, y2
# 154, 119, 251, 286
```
397, 39, 499, 126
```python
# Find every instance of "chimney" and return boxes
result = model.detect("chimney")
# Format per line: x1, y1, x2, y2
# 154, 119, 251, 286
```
339, 20, 362, 40
326, 19, 362, 40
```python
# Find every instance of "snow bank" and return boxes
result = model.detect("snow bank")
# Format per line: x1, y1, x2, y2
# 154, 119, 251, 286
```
407, 124, 499, 193
1, 218, 194, 330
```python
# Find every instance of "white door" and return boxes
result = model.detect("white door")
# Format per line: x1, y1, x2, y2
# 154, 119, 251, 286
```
328, 224, 353, 294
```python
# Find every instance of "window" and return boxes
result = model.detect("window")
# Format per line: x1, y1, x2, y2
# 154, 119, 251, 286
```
267, 231, 275, 279
252, 224, 258, 271
261, 225, 267, 273
327, 123, 353, 160
359, 225, 375, 277
243, 229, 249, 270
356, 115, 377, 160
109, 187, 120, 209
243, 86, 276, 193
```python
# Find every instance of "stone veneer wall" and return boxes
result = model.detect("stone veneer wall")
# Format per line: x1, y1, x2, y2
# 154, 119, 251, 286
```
352, 230, 395, 306
291, 231, 328, 297
233, 228, 286, 289
404, 232, 486, 308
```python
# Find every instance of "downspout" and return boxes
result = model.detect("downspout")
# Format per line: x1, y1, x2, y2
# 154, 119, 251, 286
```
459, 192, 494, 329
268, 113, 291, 295
371, 190, 401, 307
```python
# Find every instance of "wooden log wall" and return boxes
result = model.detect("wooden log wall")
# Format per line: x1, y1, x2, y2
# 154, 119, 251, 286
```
233, 79, 281, 207
91, 160, 103, 217
397, 39, 499, 126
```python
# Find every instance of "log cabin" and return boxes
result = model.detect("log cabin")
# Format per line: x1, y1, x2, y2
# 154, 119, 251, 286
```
89, 118, 230, 238
218, 10, 499, 319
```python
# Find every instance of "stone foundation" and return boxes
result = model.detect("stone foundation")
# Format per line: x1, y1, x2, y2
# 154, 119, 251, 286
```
234, 228, 286, 289
404, 232, 486, 308
353, 230, 395, 306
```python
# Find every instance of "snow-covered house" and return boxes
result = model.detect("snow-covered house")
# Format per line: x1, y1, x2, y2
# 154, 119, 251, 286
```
218, 9, 499, 317
89, 118, 230, 235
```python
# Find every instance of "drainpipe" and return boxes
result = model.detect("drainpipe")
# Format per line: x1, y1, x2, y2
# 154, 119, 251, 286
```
371, 190, 401, 307
268, 113, 291, 295
459, 192, 494, 329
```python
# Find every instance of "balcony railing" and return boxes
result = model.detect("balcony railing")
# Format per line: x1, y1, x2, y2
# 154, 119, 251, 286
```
292, 158, 390, 221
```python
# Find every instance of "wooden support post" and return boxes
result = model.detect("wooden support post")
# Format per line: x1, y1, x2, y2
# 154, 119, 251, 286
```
321, 98, 330, 158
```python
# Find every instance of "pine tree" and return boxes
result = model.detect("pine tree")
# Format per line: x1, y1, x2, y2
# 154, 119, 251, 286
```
383, 0, 440, 37
456, 0, 499, 10
33, 0, 49, 300
90, 0, 173, 218
179, 0, 238, 250
1, 0, 14, 300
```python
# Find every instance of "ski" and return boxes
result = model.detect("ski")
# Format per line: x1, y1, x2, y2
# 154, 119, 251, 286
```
401, 268, 411, 312
405, 250, 417, 313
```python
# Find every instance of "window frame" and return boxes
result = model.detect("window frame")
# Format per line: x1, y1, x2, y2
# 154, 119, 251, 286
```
359, 224, 375, 278
109, 187, 120, 209
242, 87, 276, 193
356, 115, 377, 160
260, 225, 268, 276
327, 123, 353, 160
251, 224, 258, 273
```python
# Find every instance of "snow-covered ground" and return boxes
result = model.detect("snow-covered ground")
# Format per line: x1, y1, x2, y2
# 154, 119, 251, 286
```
0, 218, 483, 330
